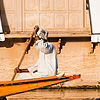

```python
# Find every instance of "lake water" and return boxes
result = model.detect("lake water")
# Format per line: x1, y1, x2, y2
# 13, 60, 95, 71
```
7, 89, 100, 100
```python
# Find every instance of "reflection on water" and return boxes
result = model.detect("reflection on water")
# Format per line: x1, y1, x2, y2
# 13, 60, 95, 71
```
7, 89, 100, 100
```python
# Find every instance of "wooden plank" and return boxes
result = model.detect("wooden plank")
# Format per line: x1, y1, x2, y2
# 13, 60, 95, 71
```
0, 74, 81, 97
4, 31, 91, 38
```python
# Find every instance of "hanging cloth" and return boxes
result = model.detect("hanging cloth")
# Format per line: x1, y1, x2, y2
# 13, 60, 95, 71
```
89, 0, 100, 43
0, 16, 5, 41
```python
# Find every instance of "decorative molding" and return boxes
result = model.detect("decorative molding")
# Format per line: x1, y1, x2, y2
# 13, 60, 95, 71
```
1, 0, 15, 11
85, 11, 90, 29
40, 13, 54, 28
55, 13, 67, 28
69, 12, 83, 28
54, 0, 68, 10
24, 0, 39, 11
24, 13, 39, 31
40, 0, 53, 11
69, 0, 83, 11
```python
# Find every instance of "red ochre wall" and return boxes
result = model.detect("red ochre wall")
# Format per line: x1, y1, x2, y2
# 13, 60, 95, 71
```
0, 37, 100, 86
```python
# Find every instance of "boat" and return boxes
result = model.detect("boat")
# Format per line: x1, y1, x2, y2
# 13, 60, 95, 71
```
0, 74, 81, 97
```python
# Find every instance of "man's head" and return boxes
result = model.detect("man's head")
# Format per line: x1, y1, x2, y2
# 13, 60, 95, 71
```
37, 29, 48, 40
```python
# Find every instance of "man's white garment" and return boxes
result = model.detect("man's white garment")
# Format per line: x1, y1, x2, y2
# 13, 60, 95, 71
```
16, 40, 58, 80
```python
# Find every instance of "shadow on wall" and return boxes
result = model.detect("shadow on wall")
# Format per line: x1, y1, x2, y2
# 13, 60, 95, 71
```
0, 0, 10, 34
0, 38, 27, 48
0, 38, 14, 48
0, 0, 13, 48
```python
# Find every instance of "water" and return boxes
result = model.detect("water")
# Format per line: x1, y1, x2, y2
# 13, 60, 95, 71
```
7, 89, 100, 100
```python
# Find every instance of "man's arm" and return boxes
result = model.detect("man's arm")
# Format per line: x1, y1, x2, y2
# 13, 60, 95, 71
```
14, 68, 29, 73
14, 26, 39, 74
14, 67, 37, 73
37, 40, 53, 54
33, 25, 41, 43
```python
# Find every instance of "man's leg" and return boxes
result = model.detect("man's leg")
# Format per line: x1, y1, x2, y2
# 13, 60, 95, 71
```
15, 73, 36, 80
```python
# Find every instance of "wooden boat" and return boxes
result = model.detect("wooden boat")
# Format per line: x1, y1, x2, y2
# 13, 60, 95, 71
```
0, 74, 81, 97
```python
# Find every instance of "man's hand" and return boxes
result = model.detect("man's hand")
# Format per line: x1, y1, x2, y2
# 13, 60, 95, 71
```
14, 68, 29, 73
33, 25, 40, 43
34, 25, 39, 35
14, 67, 21, 73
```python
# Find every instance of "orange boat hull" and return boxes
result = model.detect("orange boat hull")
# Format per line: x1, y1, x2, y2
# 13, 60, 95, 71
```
0, 74, 81, 97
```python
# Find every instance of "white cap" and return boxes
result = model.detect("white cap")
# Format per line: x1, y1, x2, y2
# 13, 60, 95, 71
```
37, 29, 48, 40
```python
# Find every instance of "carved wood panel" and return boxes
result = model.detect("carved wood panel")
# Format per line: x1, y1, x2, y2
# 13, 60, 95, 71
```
55, 13, 68, 28
69, 12, 83, 29
1, 0, 22, 31
23, 0, 83, 31
85, 0, 91, 31
40, 0, 53, 11
1, 0, 84, 32
54, 0, 68, 10
85, 11, 90, 30
69, 0, 83, 11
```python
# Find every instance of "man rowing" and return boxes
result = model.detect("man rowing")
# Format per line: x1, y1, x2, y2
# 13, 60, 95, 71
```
14, 25, 58, 80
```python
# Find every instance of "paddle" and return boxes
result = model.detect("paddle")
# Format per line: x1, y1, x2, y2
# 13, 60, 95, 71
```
11, 31, 35, 81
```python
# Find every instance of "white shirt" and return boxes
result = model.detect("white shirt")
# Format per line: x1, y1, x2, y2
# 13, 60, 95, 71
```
16, 39, 58, 80
28, 39, 58, 76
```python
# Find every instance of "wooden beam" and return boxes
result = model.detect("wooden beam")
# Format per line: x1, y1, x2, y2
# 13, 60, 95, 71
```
4, 31, 91, 38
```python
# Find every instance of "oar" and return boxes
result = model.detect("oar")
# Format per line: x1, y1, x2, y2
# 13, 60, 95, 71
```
11, 32, 34, 81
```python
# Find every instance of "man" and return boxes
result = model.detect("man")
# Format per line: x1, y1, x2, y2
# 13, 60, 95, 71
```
14, 25, 58, 80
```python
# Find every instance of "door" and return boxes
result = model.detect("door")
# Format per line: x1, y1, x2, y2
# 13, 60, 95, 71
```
1, 0, 84, 32
22, 0, 84, 32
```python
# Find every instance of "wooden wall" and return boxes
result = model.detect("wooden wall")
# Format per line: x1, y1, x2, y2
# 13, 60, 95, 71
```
1, 0, 90, 34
